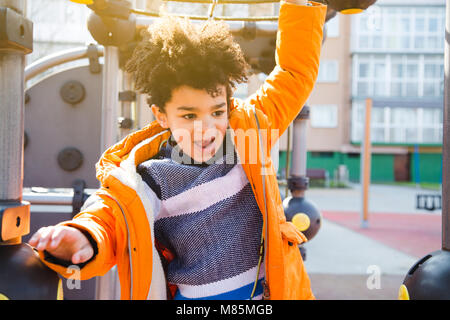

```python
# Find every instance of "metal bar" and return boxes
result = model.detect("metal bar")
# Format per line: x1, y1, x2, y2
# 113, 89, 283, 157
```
23, 193, 74, 206
136, 15, 278, 34
0, 0, 26, 201
25, 46, 104, 82
131, 8, 278, 21
162, 0, 280, 3
442, 0, 450, 251
22, 189, 96, 206
207, 0, 219, 19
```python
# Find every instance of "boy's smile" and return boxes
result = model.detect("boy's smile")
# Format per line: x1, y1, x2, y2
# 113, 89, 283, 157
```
151, 85, 229, 164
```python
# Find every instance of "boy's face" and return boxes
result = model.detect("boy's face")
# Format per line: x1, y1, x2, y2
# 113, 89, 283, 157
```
151, 85, 229, 164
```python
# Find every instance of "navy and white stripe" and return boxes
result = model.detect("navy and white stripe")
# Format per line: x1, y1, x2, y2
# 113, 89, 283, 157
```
137, 132, 264, 300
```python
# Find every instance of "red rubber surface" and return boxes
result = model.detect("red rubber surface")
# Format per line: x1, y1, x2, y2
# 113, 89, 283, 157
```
322, 211, 442, 258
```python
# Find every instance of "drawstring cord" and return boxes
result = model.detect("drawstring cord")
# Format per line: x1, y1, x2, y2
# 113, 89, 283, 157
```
250, 108, 270, 300
250, 231, 265, 299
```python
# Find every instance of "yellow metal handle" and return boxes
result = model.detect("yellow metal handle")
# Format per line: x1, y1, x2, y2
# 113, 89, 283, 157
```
69, 0, 94, 4
340, 8, 364, 14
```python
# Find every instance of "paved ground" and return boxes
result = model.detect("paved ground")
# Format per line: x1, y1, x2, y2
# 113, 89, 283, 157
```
27, 183, 443, 300
290, 183, 443, 300
303, 183, 442, 215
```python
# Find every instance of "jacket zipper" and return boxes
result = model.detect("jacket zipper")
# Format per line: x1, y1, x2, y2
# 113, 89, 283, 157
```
103, 193, 134, 300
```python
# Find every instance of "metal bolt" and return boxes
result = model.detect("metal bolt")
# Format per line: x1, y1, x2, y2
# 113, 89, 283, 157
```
60, 80, 85, 105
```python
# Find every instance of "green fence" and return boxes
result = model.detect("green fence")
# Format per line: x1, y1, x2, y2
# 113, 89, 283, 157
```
278, 151, 442, 183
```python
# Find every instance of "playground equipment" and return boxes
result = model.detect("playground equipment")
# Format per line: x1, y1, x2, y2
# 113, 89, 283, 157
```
398, 0, 450, 300
282, 107, 322, 261
0, 0, 378, 299
0, 209, 62, 299
0, 0, 61, 300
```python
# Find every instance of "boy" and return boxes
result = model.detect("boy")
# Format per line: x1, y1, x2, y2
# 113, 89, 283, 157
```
29, 0, 326, 299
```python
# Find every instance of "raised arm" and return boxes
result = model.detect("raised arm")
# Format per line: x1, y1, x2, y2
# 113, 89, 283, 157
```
244, 0, 326, 142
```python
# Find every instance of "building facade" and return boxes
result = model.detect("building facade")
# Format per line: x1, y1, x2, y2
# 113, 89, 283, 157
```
277, 0, 445, 184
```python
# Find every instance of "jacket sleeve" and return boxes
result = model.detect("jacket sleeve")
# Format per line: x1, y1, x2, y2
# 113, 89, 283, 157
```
243, 1, 326, 145
38, 189, 122, 280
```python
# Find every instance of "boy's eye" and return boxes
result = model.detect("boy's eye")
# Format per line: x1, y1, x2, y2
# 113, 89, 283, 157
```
213, 110, 225, 117
182, 111, 225, 120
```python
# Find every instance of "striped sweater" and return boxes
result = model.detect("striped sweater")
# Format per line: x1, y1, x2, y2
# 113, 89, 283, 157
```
137, 131, 265, 300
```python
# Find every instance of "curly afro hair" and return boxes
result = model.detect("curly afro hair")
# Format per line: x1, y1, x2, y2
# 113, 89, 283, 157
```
125, 15, 250, 113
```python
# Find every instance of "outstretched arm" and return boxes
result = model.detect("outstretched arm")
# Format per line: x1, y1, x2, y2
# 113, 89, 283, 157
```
244, 0, 326, 144
30, 190, 120, 280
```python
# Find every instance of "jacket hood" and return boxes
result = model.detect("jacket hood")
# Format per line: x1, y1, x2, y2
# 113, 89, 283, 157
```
95, 120, 171, 187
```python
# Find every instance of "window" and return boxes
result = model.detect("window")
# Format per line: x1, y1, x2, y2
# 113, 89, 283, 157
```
422, 108, 443, 143
310, 104, 338, 128
351, 100, 443, 144
317, 60, 339, 83
390, 108, 418, 143
352, 6, 445, 53
326, 15, 339, 38
424, 56, 444, 97
353, 54, 443, 99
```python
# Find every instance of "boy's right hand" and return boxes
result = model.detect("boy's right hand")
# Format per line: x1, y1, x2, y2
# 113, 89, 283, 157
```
28, 226, 94, 265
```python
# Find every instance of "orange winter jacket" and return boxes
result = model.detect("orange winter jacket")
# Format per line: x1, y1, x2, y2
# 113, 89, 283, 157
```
39, 1, 326, 300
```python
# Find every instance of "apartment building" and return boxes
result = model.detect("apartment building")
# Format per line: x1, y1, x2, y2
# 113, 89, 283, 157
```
277, 0, 445, 184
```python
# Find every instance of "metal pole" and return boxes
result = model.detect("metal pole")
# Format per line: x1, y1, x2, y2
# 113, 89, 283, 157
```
132, 0, 150, 130
100, 46, 120, 153
119, 71, 133, 140
289, 107, 309, 198
442, 0, 450, 251
291, 116, 307, 177
96, 45, 121, 300
360, 98, 372, 229
0, 0, 26, 201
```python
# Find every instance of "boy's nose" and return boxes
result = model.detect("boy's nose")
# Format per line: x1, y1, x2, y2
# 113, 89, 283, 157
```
193, 119, 217, 142
193, 118, 216, 133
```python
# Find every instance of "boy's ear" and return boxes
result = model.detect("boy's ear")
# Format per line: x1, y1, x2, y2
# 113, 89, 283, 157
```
151, 104, 169, 128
